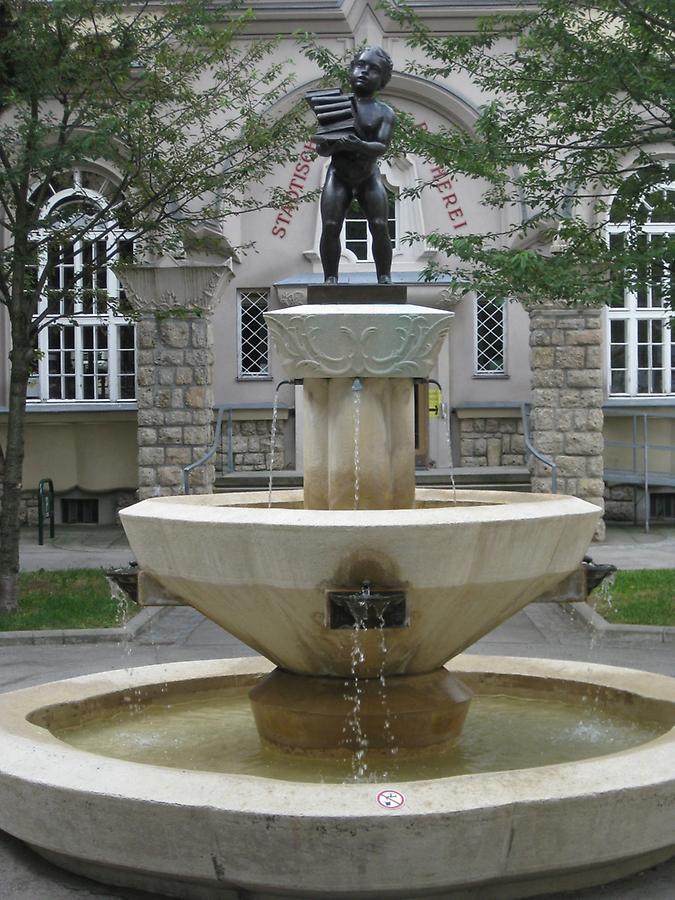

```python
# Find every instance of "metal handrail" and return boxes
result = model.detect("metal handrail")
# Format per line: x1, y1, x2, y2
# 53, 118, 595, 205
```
182, 407, 226, 495
37, 478, 55, 545
603, 409, 675, 532
183, 399, 295, 492
521, 403, 558, 494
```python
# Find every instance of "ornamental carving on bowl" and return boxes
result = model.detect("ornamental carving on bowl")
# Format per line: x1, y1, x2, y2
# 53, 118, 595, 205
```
266, 308, 453, 379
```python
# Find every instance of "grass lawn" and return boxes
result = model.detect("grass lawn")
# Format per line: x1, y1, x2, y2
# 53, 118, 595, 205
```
589, 568, 675, 627
0, 569, 133, 631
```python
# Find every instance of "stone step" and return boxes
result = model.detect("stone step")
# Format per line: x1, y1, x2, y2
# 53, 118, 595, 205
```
214, 466, 531, 493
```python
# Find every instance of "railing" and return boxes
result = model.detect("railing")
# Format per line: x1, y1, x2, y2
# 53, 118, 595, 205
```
182, 402, 290, 494
604, 409, 675, 532
521, 403, 558, 494
182, 407, 226, 495
37, 478, 55, 545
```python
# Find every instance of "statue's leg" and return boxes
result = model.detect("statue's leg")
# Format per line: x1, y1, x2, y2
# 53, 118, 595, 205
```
320, 170, 352, 283
358, 175, 392, 283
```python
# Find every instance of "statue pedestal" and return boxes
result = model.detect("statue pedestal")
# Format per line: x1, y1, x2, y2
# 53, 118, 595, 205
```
307, 283, 407, 304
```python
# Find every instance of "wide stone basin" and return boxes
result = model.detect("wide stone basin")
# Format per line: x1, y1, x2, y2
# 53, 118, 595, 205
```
0, 656, 672, 899
120, 489, 600, 677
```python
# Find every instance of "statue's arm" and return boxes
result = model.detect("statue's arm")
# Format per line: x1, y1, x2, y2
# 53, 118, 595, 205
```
317, 106, 395, 159
344, 106, 394, 158
313, 138, 333, 157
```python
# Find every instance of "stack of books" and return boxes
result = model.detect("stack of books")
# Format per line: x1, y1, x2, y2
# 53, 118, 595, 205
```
305, 88, 357, 142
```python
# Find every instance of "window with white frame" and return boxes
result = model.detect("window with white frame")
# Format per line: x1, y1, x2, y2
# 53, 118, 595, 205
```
474, 292, 506, 376
30, 168, 135, 403
343, 191, 397, 261
238, 289, 270, 379
606, 173, 674, 396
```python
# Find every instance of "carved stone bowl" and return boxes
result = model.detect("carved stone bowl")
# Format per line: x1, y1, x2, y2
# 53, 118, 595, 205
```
265, 304, 453, 379
120, 489, 600, 678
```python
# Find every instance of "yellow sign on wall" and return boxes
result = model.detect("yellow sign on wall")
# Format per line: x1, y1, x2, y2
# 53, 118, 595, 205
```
428, 386, 442, 417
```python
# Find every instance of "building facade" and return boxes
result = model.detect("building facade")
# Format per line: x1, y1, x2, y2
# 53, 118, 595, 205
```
1, 1, 673, 527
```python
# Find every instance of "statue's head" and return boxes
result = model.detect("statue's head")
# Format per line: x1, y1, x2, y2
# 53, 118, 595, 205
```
350, 46, 393, 91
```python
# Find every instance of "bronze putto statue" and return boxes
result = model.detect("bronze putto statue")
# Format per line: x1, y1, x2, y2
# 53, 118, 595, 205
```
306, 47, 395, 285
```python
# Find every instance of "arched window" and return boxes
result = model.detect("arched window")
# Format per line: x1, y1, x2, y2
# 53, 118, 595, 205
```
28, 168, 135, 403
343, 190, 397, 262
606, 169, 674, 396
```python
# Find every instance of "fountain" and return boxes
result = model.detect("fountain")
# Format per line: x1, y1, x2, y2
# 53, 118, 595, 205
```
0, 293, 673, 899
0, 51, 673, 897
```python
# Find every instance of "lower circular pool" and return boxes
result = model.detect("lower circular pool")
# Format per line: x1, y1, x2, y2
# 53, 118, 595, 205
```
1, 656, 673, 900
49, 679, 666, 783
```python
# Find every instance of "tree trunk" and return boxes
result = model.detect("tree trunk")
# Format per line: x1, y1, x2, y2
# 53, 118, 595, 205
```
0, 343, 30, 614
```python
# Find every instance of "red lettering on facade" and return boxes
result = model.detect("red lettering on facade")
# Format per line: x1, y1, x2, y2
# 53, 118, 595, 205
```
272, 142, 316, 238
429, 160, 468, 230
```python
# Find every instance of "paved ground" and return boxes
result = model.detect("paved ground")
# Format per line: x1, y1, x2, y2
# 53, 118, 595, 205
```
1, 523, 674, 899
19, 524, 136, 572
17, 521, 675, 573
584, 522, 675, 571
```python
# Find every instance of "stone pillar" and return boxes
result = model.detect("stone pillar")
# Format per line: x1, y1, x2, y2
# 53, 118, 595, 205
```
118, 263, 231, 499
528, 308, 605, 539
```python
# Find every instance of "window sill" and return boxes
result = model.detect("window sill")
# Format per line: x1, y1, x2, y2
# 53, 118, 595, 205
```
22, 401, 138, 413
472, 373, 510, 380
604, 396, 675, 408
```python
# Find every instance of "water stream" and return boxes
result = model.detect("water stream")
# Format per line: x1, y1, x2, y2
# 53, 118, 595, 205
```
441, 400, 457, 504
352, 378, 362, 509
266, 382, 286, 508
344, 616, 368, 780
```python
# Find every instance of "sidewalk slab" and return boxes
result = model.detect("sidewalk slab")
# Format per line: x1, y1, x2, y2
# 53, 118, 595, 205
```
0, 607, 168, 647
569, 601, 675, 646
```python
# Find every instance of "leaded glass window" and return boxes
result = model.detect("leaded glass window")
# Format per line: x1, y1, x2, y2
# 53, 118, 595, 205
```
474, 293, 506, 375
238, 289, 270, 379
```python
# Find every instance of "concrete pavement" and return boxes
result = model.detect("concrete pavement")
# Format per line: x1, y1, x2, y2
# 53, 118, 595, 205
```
19, 524, 135, 572
584, 522, 675, 571
1, 523, 674, 899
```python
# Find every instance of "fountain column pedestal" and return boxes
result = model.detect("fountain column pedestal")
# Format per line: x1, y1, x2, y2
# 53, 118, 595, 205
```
303, 377, 415, 509
250, 668, 472, 752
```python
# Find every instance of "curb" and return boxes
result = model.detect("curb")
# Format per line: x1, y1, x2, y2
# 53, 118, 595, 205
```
0, 606, 170, 647
569, 602, 675, 645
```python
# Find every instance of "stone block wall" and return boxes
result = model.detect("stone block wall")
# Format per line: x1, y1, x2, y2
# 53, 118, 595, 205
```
18, 493, 39, 527
136, 316, 215, 498
458, 417, 525, 467
230, 420, 287, 472
17, 488, 138, 526
604, 484, 636, 522
528, 308, 605, 538
114, 490, 139, 521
